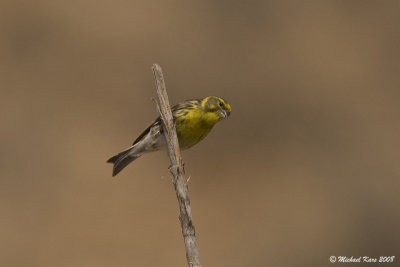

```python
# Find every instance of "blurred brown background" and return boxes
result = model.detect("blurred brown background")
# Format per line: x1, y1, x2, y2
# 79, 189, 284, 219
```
1, 0, 399, 266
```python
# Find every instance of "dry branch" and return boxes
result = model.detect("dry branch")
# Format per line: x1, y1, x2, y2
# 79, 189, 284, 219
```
152, 64, 201, 267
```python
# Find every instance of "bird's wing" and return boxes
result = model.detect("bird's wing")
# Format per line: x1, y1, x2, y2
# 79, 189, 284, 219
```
132, 118, 162, 145
132, 99, 200, 145
171, 99, 201, 116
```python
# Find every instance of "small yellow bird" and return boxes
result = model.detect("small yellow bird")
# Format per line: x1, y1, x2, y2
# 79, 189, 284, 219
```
107, 96, 231, 176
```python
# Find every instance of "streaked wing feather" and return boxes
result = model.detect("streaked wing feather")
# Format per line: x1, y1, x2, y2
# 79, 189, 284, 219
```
132, 118, 162, 145
171, 99, 201, 117
132, 99, 200, 145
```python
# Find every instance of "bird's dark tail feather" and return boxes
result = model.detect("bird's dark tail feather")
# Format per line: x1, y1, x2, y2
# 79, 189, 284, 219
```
107, 147, 140, 177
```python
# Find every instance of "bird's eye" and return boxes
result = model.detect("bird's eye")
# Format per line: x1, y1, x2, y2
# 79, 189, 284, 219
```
219, 102, 224, 108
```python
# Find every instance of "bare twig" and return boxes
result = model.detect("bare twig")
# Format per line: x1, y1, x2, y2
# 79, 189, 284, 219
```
152, 64, 201, 267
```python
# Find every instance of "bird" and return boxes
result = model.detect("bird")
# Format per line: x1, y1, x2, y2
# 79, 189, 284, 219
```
107, 96, 231, 176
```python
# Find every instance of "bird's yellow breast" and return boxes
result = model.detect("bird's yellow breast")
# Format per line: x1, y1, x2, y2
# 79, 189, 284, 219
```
175, 108, 220, 150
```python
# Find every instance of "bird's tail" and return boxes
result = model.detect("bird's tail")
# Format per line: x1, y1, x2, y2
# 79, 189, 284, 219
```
107, 146, 141, 176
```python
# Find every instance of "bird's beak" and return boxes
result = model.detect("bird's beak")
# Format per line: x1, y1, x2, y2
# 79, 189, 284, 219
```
218, 109, 230, 119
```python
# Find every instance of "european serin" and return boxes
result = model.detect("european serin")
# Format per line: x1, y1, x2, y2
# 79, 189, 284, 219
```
107, 96, 231, 176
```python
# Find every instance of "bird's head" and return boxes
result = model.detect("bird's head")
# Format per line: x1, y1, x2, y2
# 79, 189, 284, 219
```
201, 96, 231, 119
